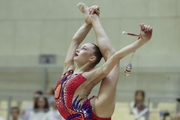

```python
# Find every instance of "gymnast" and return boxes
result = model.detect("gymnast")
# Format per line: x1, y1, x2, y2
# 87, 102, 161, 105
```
55, 3, 153, 120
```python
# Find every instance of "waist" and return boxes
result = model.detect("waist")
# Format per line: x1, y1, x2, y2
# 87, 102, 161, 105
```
56, 96, 93, 120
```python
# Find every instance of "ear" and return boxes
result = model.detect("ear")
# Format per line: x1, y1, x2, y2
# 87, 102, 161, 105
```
89, 55, 96, 63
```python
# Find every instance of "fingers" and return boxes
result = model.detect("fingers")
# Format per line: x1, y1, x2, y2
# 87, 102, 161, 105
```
89, 8, 94, 14
144, 25, 148, 31
140, 23, 145, 31
145, 25, 151, 32
94, 9, 100, 15
146, 25, 153, 33
139, 23, 153, 41
140, 23, 153, 32
89, 5, 100, 15
90, 5, 99, 11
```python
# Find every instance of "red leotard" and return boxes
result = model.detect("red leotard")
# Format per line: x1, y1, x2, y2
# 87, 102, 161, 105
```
55, 70, 111, 120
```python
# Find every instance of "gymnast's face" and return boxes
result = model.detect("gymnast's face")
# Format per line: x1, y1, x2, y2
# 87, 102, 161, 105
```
74, 43, 96, 66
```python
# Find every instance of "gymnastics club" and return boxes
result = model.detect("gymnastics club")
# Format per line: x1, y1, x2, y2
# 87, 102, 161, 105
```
122, 31, 140, 37
122, 31, 139, 76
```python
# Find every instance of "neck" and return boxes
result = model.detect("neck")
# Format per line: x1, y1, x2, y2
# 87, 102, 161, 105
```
39, 108, 44, 110
12, 118, 18, 120
136, 101, 143, 104
75, 62, 93, 74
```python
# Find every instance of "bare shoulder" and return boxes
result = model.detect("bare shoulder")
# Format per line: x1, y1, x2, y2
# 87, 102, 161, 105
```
63, 60, 75, 74
82, 68, 106, 83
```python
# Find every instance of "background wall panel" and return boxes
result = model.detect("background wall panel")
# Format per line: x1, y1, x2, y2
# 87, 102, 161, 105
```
0, 0, 179, 102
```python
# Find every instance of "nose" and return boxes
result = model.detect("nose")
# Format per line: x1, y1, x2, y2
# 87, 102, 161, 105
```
76, 48, 79, 52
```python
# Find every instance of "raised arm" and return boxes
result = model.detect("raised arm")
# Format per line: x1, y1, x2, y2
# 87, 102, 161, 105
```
78, 3, 115, 60
83, 23, 153, 82
64, 5, 101, 73
63, 23, 92, 73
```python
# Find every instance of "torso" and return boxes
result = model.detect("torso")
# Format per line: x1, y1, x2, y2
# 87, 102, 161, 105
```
29, 111, 48, 120
55, 70, 112, 120
54, 70, 95, 120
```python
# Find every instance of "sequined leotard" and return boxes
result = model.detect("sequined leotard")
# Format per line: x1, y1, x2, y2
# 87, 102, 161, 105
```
55, 70, 111, 120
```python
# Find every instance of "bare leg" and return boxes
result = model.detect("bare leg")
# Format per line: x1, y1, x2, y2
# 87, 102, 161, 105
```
91, 14, 120, 118
78, 3, 120, 117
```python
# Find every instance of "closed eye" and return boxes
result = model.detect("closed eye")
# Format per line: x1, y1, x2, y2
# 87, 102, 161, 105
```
80, 47, 87, 50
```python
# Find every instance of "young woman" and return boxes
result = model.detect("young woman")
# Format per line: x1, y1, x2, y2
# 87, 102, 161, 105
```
20, 90, 43, 120
29, 96, 49, 120
55, 3, 153, 120
10, 107, 22, 120
130, 90, 146, 116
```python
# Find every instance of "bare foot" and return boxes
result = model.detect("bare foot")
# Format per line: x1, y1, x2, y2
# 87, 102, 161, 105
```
77, 2, 85, 13
78, 3, 100, 16
77, 2, 91, 24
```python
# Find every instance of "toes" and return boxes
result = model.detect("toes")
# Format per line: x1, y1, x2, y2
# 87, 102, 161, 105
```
77, 2, 85, 7
77, 3, 85, 13
77, 2, 89, 14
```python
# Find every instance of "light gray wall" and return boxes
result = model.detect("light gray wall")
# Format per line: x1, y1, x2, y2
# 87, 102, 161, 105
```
0, 0, 179, 67
0, 0, 179, 101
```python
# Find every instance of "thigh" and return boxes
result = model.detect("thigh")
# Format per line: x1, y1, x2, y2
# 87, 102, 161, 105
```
93, 63, 120, 118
